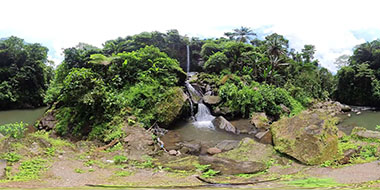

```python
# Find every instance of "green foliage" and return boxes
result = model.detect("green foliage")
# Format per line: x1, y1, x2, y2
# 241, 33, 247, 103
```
203, 52, 228, 73
113, 155, 128, 164
194, 164, 220, 178
335, 39, 380, 106
0, 36, 52, 109
115, 171, 133, 177
286, 177, 342, 188
0, 122, 28, 138
74, 168, 85, 174
1, 152, 22, 163
219, 77, 304, 117
9, 158, 47, 181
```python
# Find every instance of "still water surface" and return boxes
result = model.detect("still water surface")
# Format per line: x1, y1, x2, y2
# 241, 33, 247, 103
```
0, 107, 47, 125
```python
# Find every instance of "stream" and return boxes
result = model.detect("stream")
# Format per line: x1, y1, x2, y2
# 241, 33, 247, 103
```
338, 107, 380, 134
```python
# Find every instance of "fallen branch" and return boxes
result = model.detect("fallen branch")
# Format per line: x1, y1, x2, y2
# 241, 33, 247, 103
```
95, 139, 119, 152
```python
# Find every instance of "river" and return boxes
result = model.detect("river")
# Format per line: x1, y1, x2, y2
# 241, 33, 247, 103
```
0, 107, 47, 126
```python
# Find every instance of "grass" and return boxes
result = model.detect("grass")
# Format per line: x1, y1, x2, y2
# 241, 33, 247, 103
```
286, 177, 343, 188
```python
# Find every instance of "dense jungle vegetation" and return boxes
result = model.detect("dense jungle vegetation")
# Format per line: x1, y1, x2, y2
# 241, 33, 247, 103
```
1, 27, 379, 142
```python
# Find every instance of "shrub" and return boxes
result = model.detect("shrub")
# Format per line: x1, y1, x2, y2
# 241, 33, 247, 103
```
203, 52, 229, 73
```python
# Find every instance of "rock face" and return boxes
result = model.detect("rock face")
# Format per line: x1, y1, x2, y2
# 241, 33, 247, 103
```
212, 116, 238, 134
203, 95, 221, 105
352, 127, 380, 139
122, 123, 155, 161
207, 147, 222, 155
271, 111, 339, 165
250, 112, 270, 130
156, 87, 187, 128
199, 156, 266, 175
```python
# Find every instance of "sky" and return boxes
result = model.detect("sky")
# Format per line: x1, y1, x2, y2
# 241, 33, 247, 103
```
1, 0, 380, 72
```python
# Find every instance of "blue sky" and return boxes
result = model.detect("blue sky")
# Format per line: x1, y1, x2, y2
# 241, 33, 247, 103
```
1, 0, 380, 72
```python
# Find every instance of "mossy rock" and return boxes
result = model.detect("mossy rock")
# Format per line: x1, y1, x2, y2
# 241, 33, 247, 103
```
156, 87, 187, 127
217, 138, 275, 162
271, 111, 339, 165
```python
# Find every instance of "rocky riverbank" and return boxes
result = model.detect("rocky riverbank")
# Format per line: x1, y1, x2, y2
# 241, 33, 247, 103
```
1, 101, 380, 189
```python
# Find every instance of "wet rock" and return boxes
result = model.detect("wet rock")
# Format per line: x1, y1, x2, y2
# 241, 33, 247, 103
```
156, 87, 187, 128
203, 95, 221, 105
199, 156, 266, 175
213, 106, 232, 116
212, 116, 238, 134
271, 111, 339, 165
122, 123, 155, 161
0, 159, 6, 179
250, 112, 270, 130
255, 130, 273, 145
38, 110, 57, 131
352, 127, 380, 140
230, 119, 256, 134
341, 105, 352, 112
216, 140, 240, 152
207, 147, 222, 155
179, 141, 201, 155
217, 138, 274, 163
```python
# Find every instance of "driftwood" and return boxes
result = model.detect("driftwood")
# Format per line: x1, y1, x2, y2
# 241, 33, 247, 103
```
95, 139, 119, 152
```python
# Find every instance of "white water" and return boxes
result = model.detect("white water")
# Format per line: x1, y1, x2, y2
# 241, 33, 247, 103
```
186, 45, 190, 73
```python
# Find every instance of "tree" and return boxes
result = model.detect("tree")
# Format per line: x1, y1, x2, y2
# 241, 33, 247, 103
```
0, 36, 52, 109
224, 26, 256, 43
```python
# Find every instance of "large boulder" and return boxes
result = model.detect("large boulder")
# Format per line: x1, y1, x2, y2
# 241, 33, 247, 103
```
156, 87, 187, 128
271, 111, 339, 165
199, 156, 266, 175
212, 116, 238, 134
203, 95, 221, 105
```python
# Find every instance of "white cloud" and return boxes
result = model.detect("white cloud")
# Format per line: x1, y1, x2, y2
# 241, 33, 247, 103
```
1, 0, 380, 72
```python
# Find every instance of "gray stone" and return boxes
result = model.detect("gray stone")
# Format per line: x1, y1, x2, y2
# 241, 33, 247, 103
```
216, 140, 240, 151
207, 147, 222, 155
255, 130, 273, 145
199, 156, 266, 175
352, 127, 380, 139
212, 116, 238, 134
179, 142, 201, 155
203, 95, 221, 105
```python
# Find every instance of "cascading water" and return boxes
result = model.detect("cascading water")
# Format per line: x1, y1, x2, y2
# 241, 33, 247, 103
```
185, 44, 215, 129
186, 45, 190, 73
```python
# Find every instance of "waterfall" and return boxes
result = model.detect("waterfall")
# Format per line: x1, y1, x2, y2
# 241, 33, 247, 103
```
186, 45, 190, 73
185, 82, 215, 129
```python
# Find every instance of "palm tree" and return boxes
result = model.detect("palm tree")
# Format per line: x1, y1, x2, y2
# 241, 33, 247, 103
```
224, 26, 256, 43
